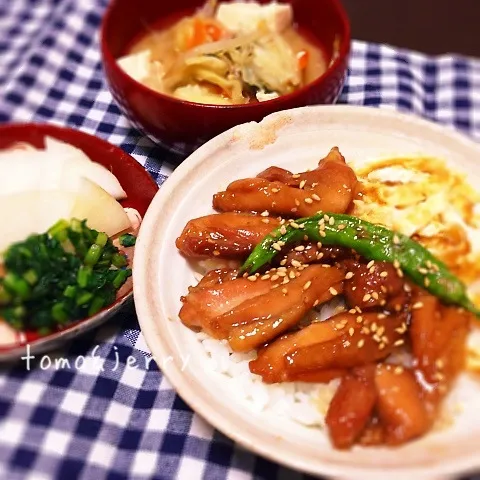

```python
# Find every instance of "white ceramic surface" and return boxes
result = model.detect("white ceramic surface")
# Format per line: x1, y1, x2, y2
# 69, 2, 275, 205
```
133, 105, 480, 479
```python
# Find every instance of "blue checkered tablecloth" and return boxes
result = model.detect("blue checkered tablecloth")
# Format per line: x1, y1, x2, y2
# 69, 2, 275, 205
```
2, 1, 480, 479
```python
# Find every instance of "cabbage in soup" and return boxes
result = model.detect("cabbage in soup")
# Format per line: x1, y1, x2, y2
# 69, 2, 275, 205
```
118, 1, 328, 105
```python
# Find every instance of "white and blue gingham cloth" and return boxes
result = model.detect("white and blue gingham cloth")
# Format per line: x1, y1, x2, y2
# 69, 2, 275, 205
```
2, 1, 480, 479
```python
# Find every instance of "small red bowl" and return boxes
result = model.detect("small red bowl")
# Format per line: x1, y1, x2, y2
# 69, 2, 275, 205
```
0, 123, 158, 362
101, 0, 350, 155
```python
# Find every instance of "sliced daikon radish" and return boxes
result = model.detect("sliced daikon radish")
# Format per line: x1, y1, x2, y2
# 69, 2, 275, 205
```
0, 151, 127, 199
71, 178, 131, 237
0, 190, 77, 254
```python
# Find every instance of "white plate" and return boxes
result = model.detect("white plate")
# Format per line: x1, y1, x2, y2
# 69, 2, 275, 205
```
133, 105, 480, 479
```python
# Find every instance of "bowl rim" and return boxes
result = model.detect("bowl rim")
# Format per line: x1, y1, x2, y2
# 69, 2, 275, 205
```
0, 122, 158, 361
133, 104, 480, 479
100, 0, 351, 110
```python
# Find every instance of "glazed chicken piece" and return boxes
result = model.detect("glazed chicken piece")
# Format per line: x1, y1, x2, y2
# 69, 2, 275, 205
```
374, 364, 430, 445
176, 212, 280, 259
325, 365, 377, 449
410, 292, 471, 404
342, 259, 409, 311
179, 268, 283, 329
214, 264, 345, 351
282, 244, 351, 267
212, 148, 358, 218
250, 311, 407, 383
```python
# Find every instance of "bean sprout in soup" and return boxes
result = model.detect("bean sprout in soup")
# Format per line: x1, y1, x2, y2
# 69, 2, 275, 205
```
117, 1, 328, 105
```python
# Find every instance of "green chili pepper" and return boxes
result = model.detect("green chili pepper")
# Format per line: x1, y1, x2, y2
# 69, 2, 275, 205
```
240, 212, 480, 316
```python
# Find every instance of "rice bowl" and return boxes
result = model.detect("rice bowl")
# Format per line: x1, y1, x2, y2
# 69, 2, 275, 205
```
133, 105, 480, 478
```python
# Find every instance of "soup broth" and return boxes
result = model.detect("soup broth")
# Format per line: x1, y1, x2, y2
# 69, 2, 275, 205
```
120, 2, 329, 105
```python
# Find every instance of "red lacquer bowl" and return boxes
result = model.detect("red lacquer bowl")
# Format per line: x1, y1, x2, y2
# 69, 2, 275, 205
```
0, 123, 158, 362
100, 0, 351, 155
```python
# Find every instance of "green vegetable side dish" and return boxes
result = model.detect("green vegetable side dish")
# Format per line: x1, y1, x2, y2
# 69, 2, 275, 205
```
240, 212, 480, 317
119, 233, 137, 247
0, 219, 135, 335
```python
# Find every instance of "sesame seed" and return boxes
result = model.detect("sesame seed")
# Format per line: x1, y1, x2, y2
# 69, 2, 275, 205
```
299, 223, 305, 229
312, 182, 318, 187
369, 266, 376, 274
282, 277, 289, 284
289, 271, 296, 279
367, 260, 375, 269
312, 194, 321, 201
271, 188, 280, 193
356, 316, 363, 324
295, 199, 300, 206
338, 224, 346, 230
396, 268, 404, 278
344, 340, 351, 347
303, 235, 308, 241
345, 271, 354, 279
393, 235, 400, 245
313, 299, 319, 307
271, 284, 280, 289
335, 322, 346, 330
280, 225, 287, 235
261, 210, 269, 217
282, 288, 288, 294
371, 322, 377, 332
247, 275, 257, 282
381, 335, 389, 344
272, 243, 282, 251
376, 326, 385, 336
394, 366, 404, 375
316, 252, 324, 260
261, 218, 270, 224
436, 358, 444, 369
261, 274, 271, 280
292, 173, 300, 178
290, 222, 300, 229
372, 292, 379, 300
329, 217, 335, 226
304, 197, 313, 204
348, 327, 355, 337
294, 245, 305, 252
380, 285, 387, 293
271, 274, 279, 281
379, 343, 386, 350
361, 327, 370, 334
277, 266, 287, 271
393, 260, 400, 269
329, 287, 338, 296
373, 334, 381, 343
380, 271, 388, 278
324, 214, 330, 221
291, 260, 302, 268
404, 284, 412, 292
352, 286, 357, 291
213, 250, 220, 256
418, 267, 428, 275
357, 339, 365, 348
394, 339, 405, 347
280, 218, 286, 224
412, 301, 424, 310
377, 313, 386, 319
319, 230, 326, 237
280, 259, 287, 266
291, 208, 297, 213
299, 180, 306, 189
303, 281, 312, 290
277, 271, 287, 277
316, 242, 323, 249
362, 293, 372, 302
277, 240, 285, 247
424, 277, 430, 287
355, 306, 362, 313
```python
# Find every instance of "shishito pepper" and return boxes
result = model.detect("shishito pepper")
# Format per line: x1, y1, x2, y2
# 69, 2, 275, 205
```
240, 212, 480, 316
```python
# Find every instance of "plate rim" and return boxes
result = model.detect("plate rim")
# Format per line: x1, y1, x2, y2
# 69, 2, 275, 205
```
133, 105, 480, 479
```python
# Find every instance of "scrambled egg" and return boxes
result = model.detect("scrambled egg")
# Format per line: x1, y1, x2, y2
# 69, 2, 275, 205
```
351, 156, 480, 374
352, 157, 480, 285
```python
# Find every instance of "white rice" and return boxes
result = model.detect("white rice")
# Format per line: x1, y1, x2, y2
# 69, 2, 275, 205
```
194, 296, 345, 428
